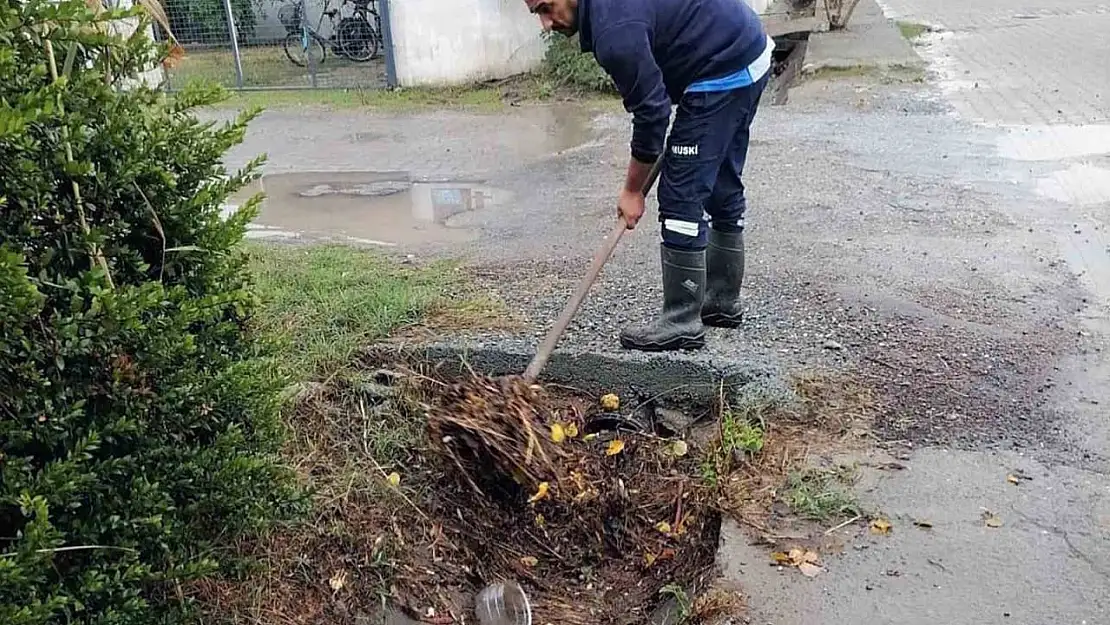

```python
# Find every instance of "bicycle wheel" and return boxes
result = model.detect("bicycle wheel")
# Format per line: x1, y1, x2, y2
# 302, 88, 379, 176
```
283, 32, 326, 68
336, 17, 378, 62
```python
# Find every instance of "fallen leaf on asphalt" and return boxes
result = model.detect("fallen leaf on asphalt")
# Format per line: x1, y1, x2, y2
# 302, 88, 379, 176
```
600, 393, 620, 411
798, 562, 823, 578
1007, 474, 1021, 485
606, 439, 625, 456
328, 570, 348, 591
528, 481, 550, 503
870, 518, 893, 535
984, 515, 1003, 528
550, 423, 567, 444
772, 548, 823, 575
520, 556, 538, 567
668, 440, 689, 457
386, 472, 401, 487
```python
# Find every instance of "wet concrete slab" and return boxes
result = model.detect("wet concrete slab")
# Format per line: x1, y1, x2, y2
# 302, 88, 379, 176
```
1035, 163, 1110, 206
803, 0, 924, 73
719, 447, 1110, 625
996, 124, 1110, 161
228, 172, 513, 247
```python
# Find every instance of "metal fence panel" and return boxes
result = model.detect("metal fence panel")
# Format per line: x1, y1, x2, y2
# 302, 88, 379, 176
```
160, 0, 390, 90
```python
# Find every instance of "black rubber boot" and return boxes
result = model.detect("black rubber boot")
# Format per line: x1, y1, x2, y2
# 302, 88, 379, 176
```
701, 228, 745, 328
620, 245, 707, 352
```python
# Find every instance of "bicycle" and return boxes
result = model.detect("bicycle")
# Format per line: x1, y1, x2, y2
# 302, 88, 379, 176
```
279, 0, 378, 67
334, 0, 381, 62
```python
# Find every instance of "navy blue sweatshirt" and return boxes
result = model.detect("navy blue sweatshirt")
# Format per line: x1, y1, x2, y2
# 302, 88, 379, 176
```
578, 0, 768, 163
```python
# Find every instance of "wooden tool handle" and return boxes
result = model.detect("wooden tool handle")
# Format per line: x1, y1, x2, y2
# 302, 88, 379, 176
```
523, 155, 664, 382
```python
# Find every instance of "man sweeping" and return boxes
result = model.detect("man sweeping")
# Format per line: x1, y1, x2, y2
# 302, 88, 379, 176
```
524, 0, 774, 352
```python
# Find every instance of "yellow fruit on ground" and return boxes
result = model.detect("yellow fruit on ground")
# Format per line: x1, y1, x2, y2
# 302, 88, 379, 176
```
600, 393, 620, 411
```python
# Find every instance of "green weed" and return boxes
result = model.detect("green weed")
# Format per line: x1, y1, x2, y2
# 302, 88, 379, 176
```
897, 21, 929, 41
540, 32, 617, 94
247, 243, 461, 381
783, 466, 862, 521
658, 583, 693, 623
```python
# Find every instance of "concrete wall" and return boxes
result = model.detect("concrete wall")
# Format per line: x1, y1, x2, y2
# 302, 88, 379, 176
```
387, 0, 546, 87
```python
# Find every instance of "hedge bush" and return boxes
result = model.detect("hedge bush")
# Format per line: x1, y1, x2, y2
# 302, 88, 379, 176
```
0, 2, 300, 623
161, 0, 257, 46
541, 32, 616, 94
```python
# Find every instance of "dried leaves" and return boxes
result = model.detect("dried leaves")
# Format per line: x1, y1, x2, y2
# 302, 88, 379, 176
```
528, 482, 550, 504
869, 518, 892, 535
771, 548, 824, 577
550, 423, 567, 444
426, 375, 562, 494
328, 570, 348, 591
982, 510, 1003, 528
419, 372, 715, 622
668, 440, 689, 457
549, 421, 580, 443
600, 393, 620, 411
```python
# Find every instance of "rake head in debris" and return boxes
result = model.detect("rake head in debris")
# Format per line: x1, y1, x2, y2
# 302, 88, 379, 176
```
426, 374, 568, 499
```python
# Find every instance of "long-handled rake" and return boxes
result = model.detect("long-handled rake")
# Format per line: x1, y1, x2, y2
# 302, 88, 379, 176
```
521, 154, 664, 382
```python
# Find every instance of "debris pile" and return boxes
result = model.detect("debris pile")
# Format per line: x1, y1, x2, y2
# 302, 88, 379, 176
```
407, 374, 720, 624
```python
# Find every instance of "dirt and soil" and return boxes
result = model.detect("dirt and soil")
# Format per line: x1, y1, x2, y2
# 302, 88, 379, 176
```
194, 353, 876, 625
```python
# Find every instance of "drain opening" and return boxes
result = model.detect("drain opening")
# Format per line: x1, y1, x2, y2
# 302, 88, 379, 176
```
769, 31, 811, 106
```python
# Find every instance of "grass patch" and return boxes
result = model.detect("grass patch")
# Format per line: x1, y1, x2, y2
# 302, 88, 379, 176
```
247, 242, 498, 380
783, 465, 861, 522
699, 382, 788, 487
216, 84, 508, 111
171, 37, 622, 112
897, 21, 929, 41
166, 44, 386, 90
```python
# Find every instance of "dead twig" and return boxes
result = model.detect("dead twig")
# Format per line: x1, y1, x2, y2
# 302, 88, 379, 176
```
824, 515, 863, 535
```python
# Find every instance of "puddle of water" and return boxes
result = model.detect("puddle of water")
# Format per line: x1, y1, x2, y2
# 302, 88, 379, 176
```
228, 172, 507, 246
342, 105, 598, 156
501, 103, 599, 155
1036, 163, 1110, 206
997, 125, 1110, 161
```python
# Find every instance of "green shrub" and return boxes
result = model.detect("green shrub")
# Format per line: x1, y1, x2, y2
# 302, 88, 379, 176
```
540, 32, 616, 94
0, 2, 300, 623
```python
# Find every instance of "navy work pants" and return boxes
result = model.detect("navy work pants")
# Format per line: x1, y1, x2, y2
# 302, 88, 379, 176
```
656, 74, 769, 251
